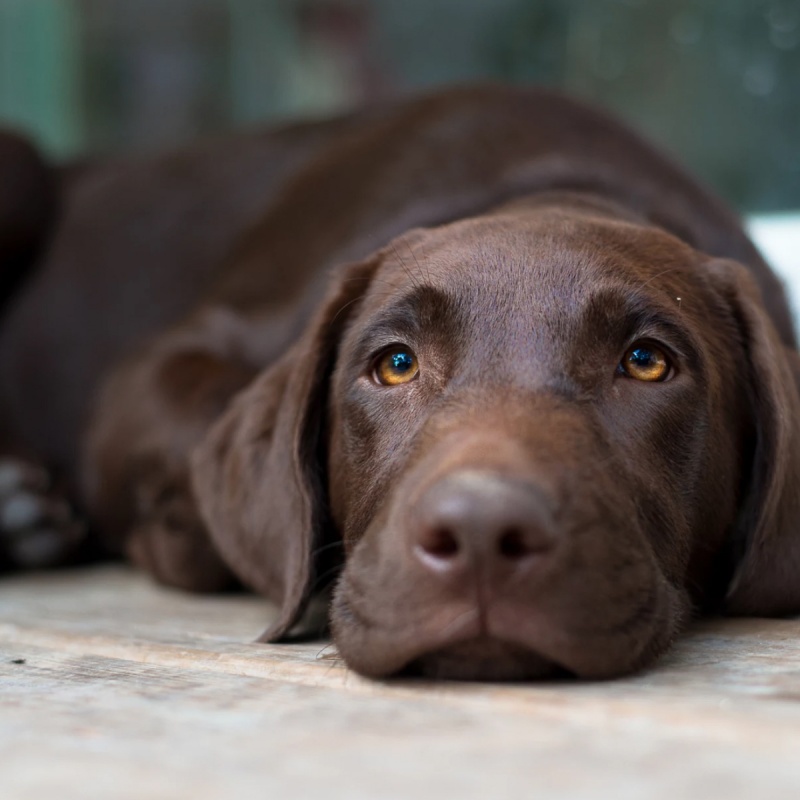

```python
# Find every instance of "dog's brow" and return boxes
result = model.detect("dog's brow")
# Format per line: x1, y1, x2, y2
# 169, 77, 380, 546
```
624, 298, 701, 360
585, 285, 700, 360
355, 285, 453, 349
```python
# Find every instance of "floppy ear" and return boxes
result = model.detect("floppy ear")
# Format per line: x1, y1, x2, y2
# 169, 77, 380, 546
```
190, 255, 380, 640
709, 259, 800, 615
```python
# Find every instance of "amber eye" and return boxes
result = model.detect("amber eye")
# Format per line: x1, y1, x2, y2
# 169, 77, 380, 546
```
373, 346, 419, 386
621, 343, 671, 382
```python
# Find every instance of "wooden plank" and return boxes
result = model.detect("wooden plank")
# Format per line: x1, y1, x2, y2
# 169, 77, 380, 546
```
1, 566, 800, 800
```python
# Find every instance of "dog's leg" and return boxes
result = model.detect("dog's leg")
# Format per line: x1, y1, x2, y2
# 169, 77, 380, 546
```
123, 452, 237, 592
83, 320, 260, 592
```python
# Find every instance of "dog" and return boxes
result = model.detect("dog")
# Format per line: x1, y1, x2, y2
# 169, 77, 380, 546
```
1, 85, 798, 680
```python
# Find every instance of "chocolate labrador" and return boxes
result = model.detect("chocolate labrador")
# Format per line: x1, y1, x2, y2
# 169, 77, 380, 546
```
1, 85, 799, 680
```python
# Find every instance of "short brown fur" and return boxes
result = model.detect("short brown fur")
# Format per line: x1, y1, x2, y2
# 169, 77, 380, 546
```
1, 86, 799, 680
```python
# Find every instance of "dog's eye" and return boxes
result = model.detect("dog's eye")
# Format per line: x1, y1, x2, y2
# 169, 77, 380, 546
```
620, 343, 671, 382
373, 347, 419, 386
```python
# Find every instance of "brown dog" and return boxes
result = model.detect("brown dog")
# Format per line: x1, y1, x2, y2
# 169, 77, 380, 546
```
1, 85, 799, 680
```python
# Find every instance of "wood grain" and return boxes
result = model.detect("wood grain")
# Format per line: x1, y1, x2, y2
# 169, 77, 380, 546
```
1, 566, 799, 800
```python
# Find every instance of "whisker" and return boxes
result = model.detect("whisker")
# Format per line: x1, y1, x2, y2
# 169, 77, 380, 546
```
437, 606, 480, 639
310, 540, 345, 559
635, 267, 679, 291
338, 275, 399, 289
330, 294, 366, 324
315, 642, 342, 661
328, 283, 400, 324
406, 239, 432, 286
310, 564, 344, 593
392, 242, 422, 291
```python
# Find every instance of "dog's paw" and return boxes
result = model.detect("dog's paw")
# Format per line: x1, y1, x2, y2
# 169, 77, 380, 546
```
127, 472, 236, 592
0, 458, 85, 569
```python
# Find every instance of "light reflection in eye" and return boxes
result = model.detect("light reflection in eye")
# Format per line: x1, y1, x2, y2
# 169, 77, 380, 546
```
373, 347, 419, 386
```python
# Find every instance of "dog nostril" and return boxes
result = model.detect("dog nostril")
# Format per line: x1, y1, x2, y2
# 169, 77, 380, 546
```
497, 529, 532, 560
419, 527, 460, 559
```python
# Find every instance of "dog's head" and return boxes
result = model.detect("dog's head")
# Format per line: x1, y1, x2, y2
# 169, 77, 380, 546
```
192, 195, 800, 680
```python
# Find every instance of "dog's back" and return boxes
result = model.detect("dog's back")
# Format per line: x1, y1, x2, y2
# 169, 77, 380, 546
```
0, 112, 369, 474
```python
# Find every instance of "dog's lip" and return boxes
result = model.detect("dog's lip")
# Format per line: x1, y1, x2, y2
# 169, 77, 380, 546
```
332, 592, 568, 679
330, 590, 487, 677
401, 635, 564, 681
332, 570, 687, 680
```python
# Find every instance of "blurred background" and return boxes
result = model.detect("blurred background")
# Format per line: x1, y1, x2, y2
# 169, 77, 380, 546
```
0, 0, 798, 215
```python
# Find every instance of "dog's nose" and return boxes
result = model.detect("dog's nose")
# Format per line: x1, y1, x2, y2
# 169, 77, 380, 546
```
412, 471, 555, 577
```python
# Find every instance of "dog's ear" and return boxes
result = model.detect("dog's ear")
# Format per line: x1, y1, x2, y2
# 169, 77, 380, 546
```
190, 254, 380, 641
709, 259, 800, 615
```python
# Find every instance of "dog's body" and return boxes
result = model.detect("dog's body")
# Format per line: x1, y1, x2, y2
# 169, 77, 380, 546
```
1, 85, 799, 680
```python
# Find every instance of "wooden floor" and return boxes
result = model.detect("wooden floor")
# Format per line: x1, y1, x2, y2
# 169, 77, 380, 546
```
2, 566, 800, 800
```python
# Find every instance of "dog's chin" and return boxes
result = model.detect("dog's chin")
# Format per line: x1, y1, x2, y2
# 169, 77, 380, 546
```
400, 636, 566, 682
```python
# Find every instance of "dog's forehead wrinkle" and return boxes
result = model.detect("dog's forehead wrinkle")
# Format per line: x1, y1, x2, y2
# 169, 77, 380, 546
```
378, 213, 691, 308
375, 234, 596, 324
